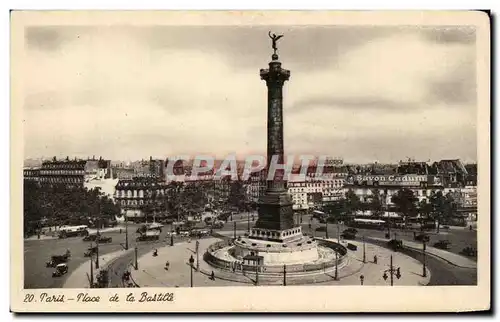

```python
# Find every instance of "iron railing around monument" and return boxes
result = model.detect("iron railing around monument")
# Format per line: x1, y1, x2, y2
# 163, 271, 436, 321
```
204, 239, 348, 274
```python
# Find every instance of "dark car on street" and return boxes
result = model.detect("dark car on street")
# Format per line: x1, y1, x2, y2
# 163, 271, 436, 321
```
97, 236, 112, 243
344, 228, 358, 235
84, 246, 98, 257
414, 233, 430, 243
83, 234, 99, 242
433, 240, 451, 250
52, 263, 69, 277
136, 234, 160, 242
341, 230, 356, 240
460, 246, 477, 257
388, 239, 404, 251
46, 250, 71, 267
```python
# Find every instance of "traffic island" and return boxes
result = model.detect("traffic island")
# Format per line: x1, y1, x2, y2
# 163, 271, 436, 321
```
129, 237, 430, 287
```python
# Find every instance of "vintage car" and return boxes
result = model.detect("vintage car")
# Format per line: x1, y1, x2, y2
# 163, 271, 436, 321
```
189, 229, 210, 238
83, 234, 99, 242
136, 233, 160, 242
414, 233, 431, 243
460, 246, 478, 257
344, 228, 358, 235
433, 240, 451, 250
52, 263, 68, 277
84, 246, 98, 257
387, 239, 404, 251
97, 236, 112, 243
341, 230, 356, 240
46, 251, 71, 267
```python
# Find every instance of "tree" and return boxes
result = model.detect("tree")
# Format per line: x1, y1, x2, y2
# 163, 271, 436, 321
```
165, 181, 184, 222
391, 188, 418, 223
322, 200, 345, 223
343, 189, 361, 219
23, 183, 121, 236
369, 188, 383, 218
430, 191, 458, 233
228, 180, 247, 211
417, 198, 433, 231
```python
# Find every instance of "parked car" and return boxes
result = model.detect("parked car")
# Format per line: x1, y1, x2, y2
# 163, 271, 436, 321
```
52, 263, 68, 277
178, 230, 190, 237
387, 239, 403, 251
46, 251, 71, 267
212, 221, 224, 229
83, 234, 99, 242
460, 246, 477, 257
414, 233, 430, 243
346, 243, 357, 251
344, 228, 358, 235
84, 246, 98, 257
433, 240, 451, 250
341, 231, 356, 240
97, 236, 112, 243
136, 234, 160, 242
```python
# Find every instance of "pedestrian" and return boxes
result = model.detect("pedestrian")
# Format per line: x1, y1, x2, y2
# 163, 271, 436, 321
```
211, 271, 215, 280
120, 228, 122, 234
373, 255, 378, 264
469, 225, 473, 231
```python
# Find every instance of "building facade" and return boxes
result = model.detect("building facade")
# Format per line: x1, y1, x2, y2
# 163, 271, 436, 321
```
23, 157, 112, 189
114, 177, 168, 220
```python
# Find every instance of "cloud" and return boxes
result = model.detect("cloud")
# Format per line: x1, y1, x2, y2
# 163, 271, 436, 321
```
23, 25, 477, 162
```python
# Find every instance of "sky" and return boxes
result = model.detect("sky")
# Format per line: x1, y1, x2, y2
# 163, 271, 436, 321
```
23, 25, 477, 163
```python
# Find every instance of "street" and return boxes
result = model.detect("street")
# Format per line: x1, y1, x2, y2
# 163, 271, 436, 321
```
24, 228, 135, 289
25, 215, 477, 288
296, 215, 477, 258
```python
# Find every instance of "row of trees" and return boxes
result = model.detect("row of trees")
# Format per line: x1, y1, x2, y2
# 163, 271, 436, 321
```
139, 181, 208, 221
24, 178, 248, 234
23, 181, 120, 236
323, 188, 459, 232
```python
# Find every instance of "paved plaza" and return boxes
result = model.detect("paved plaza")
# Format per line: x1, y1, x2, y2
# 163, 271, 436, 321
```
130, 237, 430, 287
63, 248, 134, 288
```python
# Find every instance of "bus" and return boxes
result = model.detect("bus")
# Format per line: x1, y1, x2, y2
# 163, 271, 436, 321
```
59, 225, 89, 238
348, 218, 386, 230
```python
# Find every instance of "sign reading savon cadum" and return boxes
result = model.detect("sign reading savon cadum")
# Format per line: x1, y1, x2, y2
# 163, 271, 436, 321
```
346, 174, 433, 186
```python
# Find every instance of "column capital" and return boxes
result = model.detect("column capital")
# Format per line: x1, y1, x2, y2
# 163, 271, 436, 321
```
260, 65, 290, 83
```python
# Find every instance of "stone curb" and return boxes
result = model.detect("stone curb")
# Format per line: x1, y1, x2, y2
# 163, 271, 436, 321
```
365, 236, 476, 270
403, 245, 476, 269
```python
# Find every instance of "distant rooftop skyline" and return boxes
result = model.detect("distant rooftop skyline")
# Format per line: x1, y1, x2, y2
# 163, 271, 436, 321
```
24, 25, 477, 164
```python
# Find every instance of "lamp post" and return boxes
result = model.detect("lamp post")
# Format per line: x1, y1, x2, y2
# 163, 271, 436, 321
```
95, 220, 100, 269
95, 242, 100, 270
362, 236, 366, 263
422, 240, 427, 277
283, 264, 287, 286
134, 246, 138, 270
337, 224, 341, 243
382, 255, 401, 286
247, 211, 250, 233
255, 259, 260, 286
196, 240, 200, 271
325, 222, 329, 239
89, 247, 94, 288
189, 255, 195, 287
125, 214, 129, 250
234, 221, 237, 239
334, 250, 339, 280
